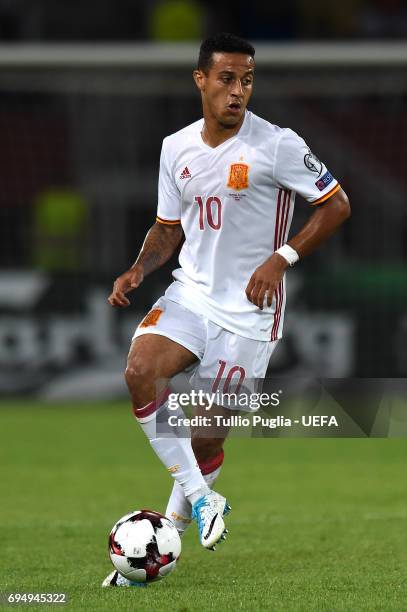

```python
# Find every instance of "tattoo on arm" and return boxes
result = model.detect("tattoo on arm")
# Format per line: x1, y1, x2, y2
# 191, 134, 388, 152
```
133, 222, 183, 276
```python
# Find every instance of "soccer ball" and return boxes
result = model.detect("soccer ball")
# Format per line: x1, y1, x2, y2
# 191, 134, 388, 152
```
108, 510, 181, 583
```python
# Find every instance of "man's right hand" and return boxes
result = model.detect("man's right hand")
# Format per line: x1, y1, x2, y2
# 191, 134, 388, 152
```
108, 264, 144, 307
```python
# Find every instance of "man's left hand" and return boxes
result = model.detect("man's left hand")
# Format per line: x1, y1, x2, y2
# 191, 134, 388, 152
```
245, 253, 288, 310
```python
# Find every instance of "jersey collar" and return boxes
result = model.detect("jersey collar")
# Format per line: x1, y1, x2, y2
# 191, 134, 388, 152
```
197, 110, 250, 151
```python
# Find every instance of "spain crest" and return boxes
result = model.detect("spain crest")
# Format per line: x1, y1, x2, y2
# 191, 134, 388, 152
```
139, 307, 163, 328
227, 163, 249, 191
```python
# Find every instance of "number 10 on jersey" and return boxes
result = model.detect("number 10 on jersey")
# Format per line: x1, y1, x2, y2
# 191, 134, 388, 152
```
194, 196, 222, 230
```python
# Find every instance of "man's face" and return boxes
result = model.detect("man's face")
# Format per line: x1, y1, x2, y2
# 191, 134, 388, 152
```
194, 52, 255, 128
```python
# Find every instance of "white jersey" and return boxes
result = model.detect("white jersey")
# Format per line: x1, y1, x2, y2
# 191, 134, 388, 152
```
156, 110, 339, 341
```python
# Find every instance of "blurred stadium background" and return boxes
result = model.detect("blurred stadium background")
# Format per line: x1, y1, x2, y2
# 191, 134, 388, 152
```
1, 0, 407, 401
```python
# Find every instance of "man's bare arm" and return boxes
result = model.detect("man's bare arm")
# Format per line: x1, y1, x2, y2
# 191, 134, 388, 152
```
108, 221, 183, 307
246, 188, 351, 309
286, 188, 351, 258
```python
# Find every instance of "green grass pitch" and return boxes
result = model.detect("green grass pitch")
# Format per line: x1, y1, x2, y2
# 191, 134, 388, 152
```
1, 401, 406, 611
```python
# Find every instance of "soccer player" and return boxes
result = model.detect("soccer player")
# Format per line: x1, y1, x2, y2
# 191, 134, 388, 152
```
103, 32, 350, 586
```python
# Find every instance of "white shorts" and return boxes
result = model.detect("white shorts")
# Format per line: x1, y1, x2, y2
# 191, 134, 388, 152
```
132, 296, 278, 410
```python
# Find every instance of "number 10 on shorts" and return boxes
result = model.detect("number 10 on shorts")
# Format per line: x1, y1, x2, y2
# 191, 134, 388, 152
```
212, 359, 246, 394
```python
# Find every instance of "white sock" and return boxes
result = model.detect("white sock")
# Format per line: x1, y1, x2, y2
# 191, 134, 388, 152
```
166, 457, 223, 534
165, 481, 193, 533
203, 464, 222, 488
134, 393, 210, 499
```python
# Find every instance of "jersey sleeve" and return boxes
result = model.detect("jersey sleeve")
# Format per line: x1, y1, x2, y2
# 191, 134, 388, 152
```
156, 138, 181, 224
273, 129, 340, 205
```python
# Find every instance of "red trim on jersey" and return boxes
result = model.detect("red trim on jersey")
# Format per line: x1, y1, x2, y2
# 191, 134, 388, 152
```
156, 216, 181, 225
281, 190, 291, 246
133, 387, 171, 420
277, 190, 289, 249
198, 449, 224, 475
271, 190, 291, 341
274, 190, 291, 338
273, 294, 283, 341
273, 189, 283, 255
270, 189, 283, 340
312, 183, 340, 205
271, 189, 283, 341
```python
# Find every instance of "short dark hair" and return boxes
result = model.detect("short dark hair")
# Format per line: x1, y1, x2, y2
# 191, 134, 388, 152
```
198, 32, 255, 74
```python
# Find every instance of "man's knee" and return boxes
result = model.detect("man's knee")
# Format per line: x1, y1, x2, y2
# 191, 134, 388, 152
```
124, 350, 158, 397
124, 334, 197, 397
124, 353, 154, 386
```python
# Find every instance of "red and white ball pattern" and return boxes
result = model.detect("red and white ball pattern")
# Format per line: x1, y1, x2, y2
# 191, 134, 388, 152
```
108, 510, 181, 583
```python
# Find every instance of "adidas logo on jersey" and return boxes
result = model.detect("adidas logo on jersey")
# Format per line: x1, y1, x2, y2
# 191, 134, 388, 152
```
180, 166, 191, 179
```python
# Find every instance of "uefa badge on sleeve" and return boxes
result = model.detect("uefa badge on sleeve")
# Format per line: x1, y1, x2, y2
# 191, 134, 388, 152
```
304, 150, 323, 176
